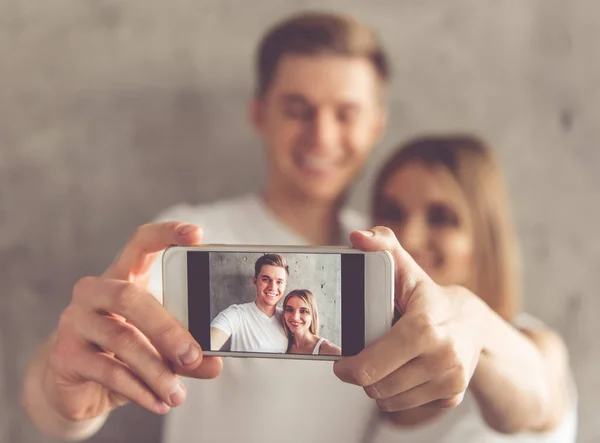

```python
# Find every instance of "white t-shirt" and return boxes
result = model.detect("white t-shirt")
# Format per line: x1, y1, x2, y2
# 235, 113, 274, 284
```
145, 193, 577, 443
210, 302, 288, 353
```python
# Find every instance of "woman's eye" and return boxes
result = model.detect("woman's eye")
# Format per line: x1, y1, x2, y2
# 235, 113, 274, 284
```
428, 204, 458, 227
378, 200, 405, 222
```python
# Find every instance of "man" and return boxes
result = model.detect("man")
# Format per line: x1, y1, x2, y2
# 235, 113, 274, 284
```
210, 254, 289, 352
21, 11, 391, 442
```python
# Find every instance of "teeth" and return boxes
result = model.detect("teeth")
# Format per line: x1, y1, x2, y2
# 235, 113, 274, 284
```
301, 156, 335, 171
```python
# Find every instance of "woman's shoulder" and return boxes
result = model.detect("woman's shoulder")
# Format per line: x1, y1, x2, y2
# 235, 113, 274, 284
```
511, 312, 568, 361
512, 312, 578, 431
318, 338, 341, 356
511, 312, 568, 356
510, 311, 548, 330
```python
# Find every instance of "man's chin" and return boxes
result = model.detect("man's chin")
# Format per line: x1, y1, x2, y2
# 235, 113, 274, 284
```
297, 182, 347, 203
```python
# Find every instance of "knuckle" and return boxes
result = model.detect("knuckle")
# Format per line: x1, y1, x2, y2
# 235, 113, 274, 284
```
364, 383, 385, 400
376, 397, 397, 413
128, 224, 153, 253
376, 225, 394, 237
133, 223, 151, 239
438, 340, 461, 372
100, 360, 128, 388
57, 306, 78, 333
352, 365, 378, 387
375, 226, 398, 244
48, 340, 76, 372
449, 366, 469, 396
439, 393, 464, 409
112, 321, 142, 353
152, 363, 176, 391
163, 221, 182, 232
410, 312, 439, 346
57, 402, 89, 422
154, 321, 184, 345
112, 283, 144, 314
72, 276, 97, 303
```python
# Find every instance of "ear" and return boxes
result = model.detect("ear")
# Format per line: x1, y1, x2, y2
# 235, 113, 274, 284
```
372, 104, 388, 145
249, 96, 266, 135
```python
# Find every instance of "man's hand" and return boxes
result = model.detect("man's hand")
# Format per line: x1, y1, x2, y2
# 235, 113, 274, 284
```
25, 222, 223, 432
333, 226, 487, 412
210, 327, 230, 351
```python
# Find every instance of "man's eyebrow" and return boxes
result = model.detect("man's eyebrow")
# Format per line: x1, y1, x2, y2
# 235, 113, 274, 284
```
279, 94, 311, 105
339, 101, 361, 109
280, 94, 361, 109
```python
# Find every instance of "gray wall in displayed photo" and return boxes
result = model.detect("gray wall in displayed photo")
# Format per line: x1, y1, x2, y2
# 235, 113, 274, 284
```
209, 252, 342, 348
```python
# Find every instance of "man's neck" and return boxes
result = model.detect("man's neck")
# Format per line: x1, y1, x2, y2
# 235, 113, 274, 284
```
261, 185, 345, 246
254, 300, 277, 317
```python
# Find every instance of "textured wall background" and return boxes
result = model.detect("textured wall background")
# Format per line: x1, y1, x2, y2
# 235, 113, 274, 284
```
208, 252, 342, 349
1, 0, 599, 442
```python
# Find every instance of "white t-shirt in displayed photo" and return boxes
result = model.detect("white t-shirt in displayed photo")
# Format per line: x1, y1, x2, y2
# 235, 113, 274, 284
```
145, 193, 577, 443
210, 302, 288, 353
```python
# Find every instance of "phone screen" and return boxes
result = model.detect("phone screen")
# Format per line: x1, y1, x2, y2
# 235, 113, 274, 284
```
186, 251, 365, 357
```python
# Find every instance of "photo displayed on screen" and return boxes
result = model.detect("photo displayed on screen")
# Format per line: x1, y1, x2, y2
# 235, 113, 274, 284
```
186, 251, 365, 357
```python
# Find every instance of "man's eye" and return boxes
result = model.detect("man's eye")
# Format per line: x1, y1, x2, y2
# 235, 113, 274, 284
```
284, 105, 312, 120
337, 107, 359, 124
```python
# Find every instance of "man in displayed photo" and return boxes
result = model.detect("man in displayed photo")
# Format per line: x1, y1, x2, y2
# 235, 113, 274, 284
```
210, 253, 290, 352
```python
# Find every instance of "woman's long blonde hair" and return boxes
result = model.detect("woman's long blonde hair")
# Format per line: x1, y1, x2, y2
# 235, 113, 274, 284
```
373, 134, 522, 320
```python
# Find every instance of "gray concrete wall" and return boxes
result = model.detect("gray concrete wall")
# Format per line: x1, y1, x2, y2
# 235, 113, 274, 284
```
2, 1, 599, 443
209, 252, 342, 349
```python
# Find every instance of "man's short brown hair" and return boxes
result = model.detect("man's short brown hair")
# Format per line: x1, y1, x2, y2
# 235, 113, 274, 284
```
255, 11, 390, 96
254, 253, 289, 278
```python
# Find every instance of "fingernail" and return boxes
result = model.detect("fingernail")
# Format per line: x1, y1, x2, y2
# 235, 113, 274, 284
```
358, 230, 374, 237
179, 343, 200, 365
169, 382, 186, 406
177, 224, 196, 235
156, 401, 171, 414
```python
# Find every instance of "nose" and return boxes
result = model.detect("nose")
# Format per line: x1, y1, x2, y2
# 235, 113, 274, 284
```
395, 217, 427, 260
306, 109, 340, 152
267, 280, 276, 291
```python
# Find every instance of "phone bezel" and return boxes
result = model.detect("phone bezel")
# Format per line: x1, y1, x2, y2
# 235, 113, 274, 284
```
162, 244, 394, 361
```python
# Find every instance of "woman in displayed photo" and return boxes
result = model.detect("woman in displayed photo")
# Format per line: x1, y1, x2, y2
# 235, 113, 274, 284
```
282, 289, 342, 356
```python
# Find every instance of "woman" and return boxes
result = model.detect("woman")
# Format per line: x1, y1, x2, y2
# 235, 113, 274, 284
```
363, 134, 577, 442
282, 289, 342, 356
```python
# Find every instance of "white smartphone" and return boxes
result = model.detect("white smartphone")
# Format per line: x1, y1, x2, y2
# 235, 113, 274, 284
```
162, 244, 394, 361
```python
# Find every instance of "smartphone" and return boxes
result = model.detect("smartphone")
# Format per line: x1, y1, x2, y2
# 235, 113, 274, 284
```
162, 244, 394, 361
